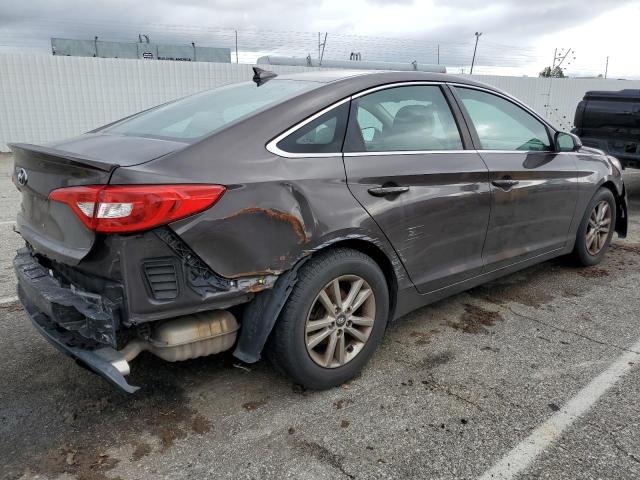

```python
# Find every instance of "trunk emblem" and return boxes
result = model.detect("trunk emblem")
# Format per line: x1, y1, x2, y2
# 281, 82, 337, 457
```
17, 168, 28, 186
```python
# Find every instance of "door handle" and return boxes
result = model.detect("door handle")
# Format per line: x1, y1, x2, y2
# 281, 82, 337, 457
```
491, 179, 519, 191
367, 186, 410, 197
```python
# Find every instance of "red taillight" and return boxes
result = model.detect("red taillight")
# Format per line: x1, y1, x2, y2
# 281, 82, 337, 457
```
49, 184, 226, 233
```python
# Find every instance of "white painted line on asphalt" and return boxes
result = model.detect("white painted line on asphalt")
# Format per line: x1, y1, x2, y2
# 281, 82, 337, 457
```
479, 337, 640, 480
0, 296, 18, 305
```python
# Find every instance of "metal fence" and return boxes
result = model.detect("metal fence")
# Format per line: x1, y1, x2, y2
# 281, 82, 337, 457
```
1, 53, 639, 151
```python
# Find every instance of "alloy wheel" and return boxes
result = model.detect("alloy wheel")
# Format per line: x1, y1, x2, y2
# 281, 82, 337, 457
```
304, 275, 376, 368
586, 200, 612, 255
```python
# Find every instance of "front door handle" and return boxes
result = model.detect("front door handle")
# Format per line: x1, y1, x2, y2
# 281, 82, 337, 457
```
491, 179, 519, 191
367, 186, 410, 197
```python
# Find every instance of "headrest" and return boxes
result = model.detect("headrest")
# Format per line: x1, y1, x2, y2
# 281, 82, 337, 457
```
392, 104, 435, 133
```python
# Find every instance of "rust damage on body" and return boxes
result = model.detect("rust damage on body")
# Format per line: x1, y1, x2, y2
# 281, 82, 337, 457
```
226, 207, 309, 244
234, 273, 280, 293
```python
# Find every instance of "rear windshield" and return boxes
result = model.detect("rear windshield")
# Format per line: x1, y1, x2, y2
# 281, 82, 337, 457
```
101, 79, 319, 141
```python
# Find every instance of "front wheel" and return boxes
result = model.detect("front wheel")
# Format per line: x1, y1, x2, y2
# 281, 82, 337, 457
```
267, 248, 389, 389
572, 187, 616, 266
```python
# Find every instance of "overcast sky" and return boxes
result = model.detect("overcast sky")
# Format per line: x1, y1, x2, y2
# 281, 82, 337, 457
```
2, 0, 639, 78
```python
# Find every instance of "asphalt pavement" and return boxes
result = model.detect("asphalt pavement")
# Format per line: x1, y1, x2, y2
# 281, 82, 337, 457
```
1, 152, 639, 480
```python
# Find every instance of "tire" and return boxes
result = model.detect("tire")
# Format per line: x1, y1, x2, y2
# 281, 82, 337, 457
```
572, 187, 616, 267
267, 248, 389, 389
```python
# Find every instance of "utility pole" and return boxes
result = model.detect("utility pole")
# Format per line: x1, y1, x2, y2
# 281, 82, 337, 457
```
318, 32, 327, 65
545, 47, 575, 118
437, 44, 440, 65
552, 47, 575, 74
319, 32, 327, 66
470, 32, 482, 75
234, 30, 238, 63
605, 56, 609, 79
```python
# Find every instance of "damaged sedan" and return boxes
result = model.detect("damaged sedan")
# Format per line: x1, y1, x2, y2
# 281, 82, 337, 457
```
11, 69, 627, 393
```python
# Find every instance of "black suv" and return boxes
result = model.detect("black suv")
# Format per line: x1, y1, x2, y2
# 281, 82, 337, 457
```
573, 89, 640, 168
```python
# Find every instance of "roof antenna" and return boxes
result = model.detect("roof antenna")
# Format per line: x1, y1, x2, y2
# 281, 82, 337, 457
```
252, 66, 277, 86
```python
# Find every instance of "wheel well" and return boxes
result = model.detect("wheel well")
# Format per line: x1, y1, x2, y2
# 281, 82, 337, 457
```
600, 181, 627, 236
601, 181, 618, 199
314, 239, 399, 321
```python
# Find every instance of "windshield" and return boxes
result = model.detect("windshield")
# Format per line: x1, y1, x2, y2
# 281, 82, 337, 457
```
101, 79, 320, 141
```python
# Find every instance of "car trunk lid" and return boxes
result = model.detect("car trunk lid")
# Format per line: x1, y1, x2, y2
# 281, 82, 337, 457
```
10, 135, 186, 265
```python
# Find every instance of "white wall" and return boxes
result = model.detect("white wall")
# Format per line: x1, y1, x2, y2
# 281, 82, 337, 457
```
0, 54, 319, 151
1, 53, 639, 151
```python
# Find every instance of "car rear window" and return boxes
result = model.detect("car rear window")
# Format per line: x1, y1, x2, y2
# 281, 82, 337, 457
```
101, 80, 319, 141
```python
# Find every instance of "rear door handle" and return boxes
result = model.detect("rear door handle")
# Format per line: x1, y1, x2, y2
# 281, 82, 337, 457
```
367, 186, 410, 197
491, 179, 519, 191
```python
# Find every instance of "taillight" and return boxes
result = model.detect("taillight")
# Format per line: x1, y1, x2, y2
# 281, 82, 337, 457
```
49, 184, 226, 233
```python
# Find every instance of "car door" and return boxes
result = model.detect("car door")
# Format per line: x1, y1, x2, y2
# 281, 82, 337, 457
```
343, 83, 491, 294
450, 85, 578, 271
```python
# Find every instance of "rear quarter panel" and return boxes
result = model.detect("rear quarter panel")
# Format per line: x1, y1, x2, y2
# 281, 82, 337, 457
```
108, 99, 413, 292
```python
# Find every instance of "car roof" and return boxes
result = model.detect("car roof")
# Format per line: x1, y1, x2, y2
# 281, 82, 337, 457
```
273, 70, 375, 83
271, 69, 493, 89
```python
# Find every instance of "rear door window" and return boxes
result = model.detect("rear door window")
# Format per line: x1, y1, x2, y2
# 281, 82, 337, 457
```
344, 85, 463, 152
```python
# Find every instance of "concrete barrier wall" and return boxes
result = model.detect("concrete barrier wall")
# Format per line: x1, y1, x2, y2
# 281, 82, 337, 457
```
1, 53, 639, 151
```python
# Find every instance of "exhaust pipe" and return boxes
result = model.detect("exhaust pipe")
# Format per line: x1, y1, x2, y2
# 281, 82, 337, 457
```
97, 310, 239, 377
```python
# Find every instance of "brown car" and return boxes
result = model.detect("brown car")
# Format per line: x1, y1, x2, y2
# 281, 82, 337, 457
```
11, 69, 627, 393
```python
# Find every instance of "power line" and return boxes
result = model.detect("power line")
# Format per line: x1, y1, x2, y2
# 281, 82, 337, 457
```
0, 17, 561, 74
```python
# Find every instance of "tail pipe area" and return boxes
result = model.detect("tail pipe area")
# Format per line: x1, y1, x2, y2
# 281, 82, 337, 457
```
96, 309, 239, 380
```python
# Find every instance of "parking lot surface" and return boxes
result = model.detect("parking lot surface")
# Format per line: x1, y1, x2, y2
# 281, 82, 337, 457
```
1, 152, 639, 480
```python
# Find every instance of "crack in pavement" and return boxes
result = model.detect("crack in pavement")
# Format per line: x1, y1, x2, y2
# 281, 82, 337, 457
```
586, 420, 640, 466
424, 382, 484, 411
297, 440, 355, 479
611, 435, 640, 465
505, 306, 640, 355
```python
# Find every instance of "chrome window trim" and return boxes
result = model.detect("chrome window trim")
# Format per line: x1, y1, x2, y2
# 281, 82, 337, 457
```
351, 81, 442, 99
475, 149, 553, 154
265, 97, 351, 158
266, 80, 559, 159
267, 81, 448, 158
344, 150, 476, 157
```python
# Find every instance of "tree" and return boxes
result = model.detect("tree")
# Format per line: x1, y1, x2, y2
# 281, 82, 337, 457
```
539, 66, 566, 78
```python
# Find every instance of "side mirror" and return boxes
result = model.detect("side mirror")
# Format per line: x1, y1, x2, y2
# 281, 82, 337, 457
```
555, 131, 582, 152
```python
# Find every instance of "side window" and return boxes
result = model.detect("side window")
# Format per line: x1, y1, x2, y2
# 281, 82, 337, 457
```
455, 87, 551, 151
276, 102, 349, 154
344, 85, 463, 152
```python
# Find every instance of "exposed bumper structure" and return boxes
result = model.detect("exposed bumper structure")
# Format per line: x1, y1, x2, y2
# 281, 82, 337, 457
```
14, 248, 120, 346
15, 249, 139, 392
26, 310, 139, 393
15, 248, 242, 394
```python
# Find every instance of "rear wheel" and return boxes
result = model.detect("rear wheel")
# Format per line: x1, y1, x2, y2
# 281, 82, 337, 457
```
268, 248, 389, 389
572, 187, 616, 266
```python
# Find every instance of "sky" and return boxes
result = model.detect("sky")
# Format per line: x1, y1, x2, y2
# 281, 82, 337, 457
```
1, 0, 639, 78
